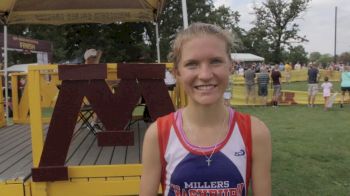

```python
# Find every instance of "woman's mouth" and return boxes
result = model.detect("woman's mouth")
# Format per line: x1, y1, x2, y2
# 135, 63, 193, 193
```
194, 84, 217, 91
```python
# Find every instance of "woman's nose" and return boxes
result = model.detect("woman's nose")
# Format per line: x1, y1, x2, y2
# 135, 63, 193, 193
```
198, 64, 213, 80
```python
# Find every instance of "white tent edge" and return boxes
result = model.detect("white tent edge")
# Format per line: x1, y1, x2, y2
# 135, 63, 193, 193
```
231, 53, 265, 62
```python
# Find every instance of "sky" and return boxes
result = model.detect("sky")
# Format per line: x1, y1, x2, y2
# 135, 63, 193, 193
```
213, 0, 350, 55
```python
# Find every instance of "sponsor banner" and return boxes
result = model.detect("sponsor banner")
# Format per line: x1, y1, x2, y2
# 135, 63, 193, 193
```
0, 33, 52, 53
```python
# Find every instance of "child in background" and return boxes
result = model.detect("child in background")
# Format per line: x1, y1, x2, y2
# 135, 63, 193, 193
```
321, 76, 332, 111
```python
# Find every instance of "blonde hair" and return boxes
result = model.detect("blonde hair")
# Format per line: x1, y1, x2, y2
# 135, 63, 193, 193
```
168, 23, 234, 68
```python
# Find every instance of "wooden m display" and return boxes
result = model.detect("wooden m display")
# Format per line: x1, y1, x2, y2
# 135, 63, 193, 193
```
32, 63, 175, 182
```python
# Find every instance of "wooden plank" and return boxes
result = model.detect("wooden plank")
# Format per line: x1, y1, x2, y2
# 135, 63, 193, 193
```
0, 125, 33, 155
66, 128, 91, 164
0, 145, 32, 178
0, 153, 32, 180
66, 131, 96, 166
0, 126, 30, 165
0, 131, 30, 156
139, 124, 148, 163
125, 120, 149, 164
0, 125, 28, 144
0, 124, 48, 181
28, 69, 44, 167
110, 145, 127, 164
40, 179, 142, 196
0, 124, 25, 134
0, 124, 21, 137
125, 126, 140, 164
0, 142, 31, 165
79, 138, 101, 165
0, 183, 25, 196
95, 146, 114, 165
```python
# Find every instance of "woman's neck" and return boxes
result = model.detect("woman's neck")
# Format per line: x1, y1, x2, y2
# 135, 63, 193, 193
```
184, 100, 228, 127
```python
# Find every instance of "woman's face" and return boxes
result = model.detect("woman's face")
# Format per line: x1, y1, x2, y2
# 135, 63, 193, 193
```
175, 35, 231, 106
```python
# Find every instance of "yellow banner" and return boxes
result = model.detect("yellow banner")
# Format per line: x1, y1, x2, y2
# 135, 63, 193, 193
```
230, 85, 346, 106
233, 69, 341, 84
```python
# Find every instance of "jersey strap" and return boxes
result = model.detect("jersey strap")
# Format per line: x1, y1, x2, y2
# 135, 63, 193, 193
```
156, 112, 174, 193
235, 112, 252, 191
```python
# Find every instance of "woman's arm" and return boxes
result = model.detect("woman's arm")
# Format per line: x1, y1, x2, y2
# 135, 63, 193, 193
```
251, 116, 272, 196
140, 122, 162, 196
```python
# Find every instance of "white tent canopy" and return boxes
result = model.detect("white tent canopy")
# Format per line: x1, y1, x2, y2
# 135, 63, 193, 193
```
231, 53, 264, 62
0, 0, 165, 25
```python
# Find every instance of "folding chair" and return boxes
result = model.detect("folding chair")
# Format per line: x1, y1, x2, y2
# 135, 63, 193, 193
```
126, 104, 146, 130
57, 84, 97, 134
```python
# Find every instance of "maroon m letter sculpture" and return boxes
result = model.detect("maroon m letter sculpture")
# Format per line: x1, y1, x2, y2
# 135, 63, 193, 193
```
32, 63, 175, 182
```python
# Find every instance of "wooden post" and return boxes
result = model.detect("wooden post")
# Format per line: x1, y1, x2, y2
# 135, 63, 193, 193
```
28, 68, 44, 167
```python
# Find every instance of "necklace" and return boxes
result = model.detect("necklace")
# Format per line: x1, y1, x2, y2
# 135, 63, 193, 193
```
184, 108, 228, 167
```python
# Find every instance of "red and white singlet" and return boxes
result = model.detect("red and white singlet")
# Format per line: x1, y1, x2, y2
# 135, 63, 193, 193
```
157, 108, 252, 196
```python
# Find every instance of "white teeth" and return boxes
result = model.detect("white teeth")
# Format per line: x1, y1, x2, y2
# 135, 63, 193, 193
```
195, 85, 215, 90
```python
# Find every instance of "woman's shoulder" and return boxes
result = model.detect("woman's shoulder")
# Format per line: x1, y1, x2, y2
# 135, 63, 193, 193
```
250, 115, 270, 143
150, 111, 177, 136
233, 112, 270, 149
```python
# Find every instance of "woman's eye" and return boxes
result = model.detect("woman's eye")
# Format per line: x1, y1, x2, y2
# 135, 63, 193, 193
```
211, 59, 223, 65
185, 62, 198, 69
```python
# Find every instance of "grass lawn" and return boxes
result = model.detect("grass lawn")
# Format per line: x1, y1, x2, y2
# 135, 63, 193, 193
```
283, 81, 341, 92
235, 105, 350, 195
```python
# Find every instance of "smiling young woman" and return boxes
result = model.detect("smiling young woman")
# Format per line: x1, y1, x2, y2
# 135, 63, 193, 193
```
140, 23, 272, 196
175, 34, 231, 107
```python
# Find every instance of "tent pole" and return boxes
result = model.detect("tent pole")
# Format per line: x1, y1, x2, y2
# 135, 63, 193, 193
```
3, 25, 9, 125
155, 22, 161, 63
181, 0, 189, 29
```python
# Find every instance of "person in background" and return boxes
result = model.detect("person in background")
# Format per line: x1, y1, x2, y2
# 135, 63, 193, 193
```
340, 65, 350, 108
278, 62, 285, 71
244, 64, 256, 105
294, 62, 301, 70
325, 65, 334, 79
321, 76, 332, 111
164, 67, 176, 91
271, 64, 281, 107
238, 64, 244, 76
84, 48, 103, 130
164, 67, 177, 109
257, 67, 270, 106
260, 63, 268, 73
140, 22, 271, 196
307, 64, 320, 108
223, 62, 235, 106
284, 62, 292, 84
84, 48, 102, 64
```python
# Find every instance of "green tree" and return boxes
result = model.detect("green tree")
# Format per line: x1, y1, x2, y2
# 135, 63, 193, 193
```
318, 54, 333, 67
338, 52, 350, 64
240, 27, 272, 62
309, 52, 321, 63
287, 45, 308, 64
252, 0, 311, 63
158, 0, 242, 62
5, 23, 152, 64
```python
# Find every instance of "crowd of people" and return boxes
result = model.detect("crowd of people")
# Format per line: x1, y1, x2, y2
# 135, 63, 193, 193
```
223, 61, 350, 109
